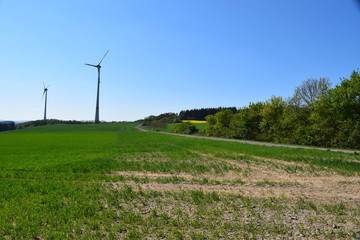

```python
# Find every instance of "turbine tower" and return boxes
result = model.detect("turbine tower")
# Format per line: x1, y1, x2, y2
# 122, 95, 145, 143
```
85, 50, 109, 124
42, 83, 49, 121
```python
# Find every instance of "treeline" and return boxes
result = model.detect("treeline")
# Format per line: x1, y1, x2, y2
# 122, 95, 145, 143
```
16, 119, 94, 129
179, 107, 237, 120
0, 121, 16, 132
205, 71, 360, 149
142, 107, 237, 130
142, 113, 180, 129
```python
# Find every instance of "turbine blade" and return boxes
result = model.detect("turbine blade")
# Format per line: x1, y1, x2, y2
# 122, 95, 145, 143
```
42, 90, 46, 101
98, 50, 109, 65
85, 63, 98, 67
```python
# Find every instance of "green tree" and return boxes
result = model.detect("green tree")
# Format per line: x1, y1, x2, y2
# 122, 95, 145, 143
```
204, 115, 219, 137
259, 96, 285, 142
204, 109, 235, 138
243, 102, 264, 140
229, 111, 248, 139
311, 71, 360, 148
279, 102, 313, 145
216, 109, 234, 137
282, 77, 331, 146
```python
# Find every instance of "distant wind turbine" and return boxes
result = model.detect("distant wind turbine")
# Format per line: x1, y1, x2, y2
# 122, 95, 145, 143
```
85, 50, 109, 124
42, 83, 49, 121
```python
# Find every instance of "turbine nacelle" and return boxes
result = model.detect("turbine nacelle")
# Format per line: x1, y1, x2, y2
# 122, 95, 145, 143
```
42, 83, 49, 121
42, 83, 49, 101
85, 50, 108, 69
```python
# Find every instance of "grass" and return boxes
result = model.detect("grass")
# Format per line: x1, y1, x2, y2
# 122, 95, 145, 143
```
0, 122, 359, 239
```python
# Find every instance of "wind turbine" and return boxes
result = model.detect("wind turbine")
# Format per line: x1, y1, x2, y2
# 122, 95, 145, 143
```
85, 50, 109, 124
42, 83, 49, 121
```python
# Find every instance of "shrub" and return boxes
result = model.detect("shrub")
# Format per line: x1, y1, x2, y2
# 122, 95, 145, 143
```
172, 122, 198, 135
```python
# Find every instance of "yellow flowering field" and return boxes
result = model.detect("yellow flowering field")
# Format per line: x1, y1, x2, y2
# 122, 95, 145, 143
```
182, 120, 207, 123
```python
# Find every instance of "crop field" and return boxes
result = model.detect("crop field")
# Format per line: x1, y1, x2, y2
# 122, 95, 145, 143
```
0, 123, 359, 239
181, 120, 207, 124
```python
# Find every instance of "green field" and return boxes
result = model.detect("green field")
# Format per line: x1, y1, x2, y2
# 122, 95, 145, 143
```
0, 123, 359, 239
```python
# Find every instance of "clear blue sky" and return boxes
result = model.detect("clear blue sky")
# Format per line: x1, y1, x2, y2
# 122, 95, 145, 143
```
1, 0, 360, 121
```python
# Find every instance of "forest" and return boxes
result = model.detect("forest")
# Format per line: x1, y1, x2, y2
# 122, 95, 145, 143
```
205, 70, 360, 149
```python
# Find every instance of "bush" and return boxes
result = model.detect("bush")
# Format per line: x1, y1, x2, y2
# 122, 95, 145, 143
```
172, 122, 198, 135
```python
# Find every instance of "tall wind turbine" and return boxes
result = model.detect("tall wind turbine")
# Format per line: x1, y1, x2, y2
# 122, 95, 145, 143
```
85, 50, 109, 124
42, 83, 49, 121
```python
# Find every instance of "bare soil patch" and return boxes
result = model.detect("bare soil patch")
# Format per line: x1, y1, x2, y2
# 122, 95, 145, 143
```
110, 154, 360, 206
111, 180, 359, 207
108, 146, 359, 239
111, 179, 359, 206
